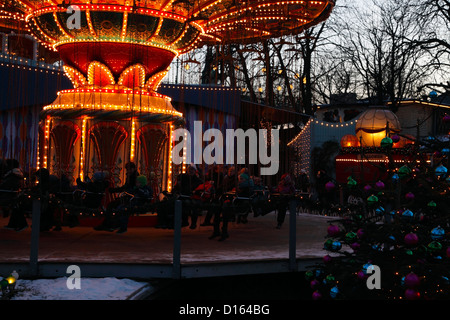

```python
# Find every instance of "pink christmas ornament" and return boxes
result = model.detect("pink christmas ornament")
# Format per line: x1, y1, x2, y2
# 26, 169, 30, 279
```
327, 225, 340, 237
325, 181, 335, 192
350, 242, 360, 251
375, 181, 385, 189
312, 290, 322, 300
405, 289, 420, 300
405, 192, 415, 200
404, 273, 420, 288
310, 279, 320, 289
404, 233, 419, 246
357, 228, 364, 239
323, 255, 332, 264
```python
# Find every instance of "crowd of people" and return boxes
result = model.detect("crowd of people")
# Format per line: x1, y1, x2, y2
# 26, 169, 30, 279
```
0, 158, 313, 241
157, 164, 307, 241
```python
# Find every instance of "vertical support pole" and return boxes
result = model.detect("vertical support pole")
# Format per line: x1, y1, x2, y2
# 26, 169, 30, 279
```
288, 198, 297, 272
30, 199, 41, 277
173, 200, 182, 279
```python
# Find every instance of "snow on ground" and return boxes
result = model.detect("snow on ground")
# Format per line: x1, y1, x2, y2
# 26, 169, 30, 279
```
10, 277, 150, 300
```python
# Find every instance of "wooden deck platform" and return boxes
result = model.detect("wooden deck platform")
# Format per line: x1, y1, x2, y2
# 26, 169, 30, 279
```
0, 211, 332, 280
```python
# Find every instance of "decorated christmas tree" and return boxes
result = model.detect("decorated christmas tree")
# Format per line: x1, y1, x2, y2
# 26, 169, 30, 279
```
306, 116, 450, 300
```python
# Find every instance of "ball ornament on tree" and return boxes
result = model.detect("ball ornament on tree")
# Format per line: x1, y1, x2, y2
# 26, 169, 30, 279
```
325, 181, 335, 192
435, 165, 448, 179
310, 279, 320, 289
350, 242, 360, 251
427, 200, 437, 208
402, 209, 414, 219
364, 184, 372, 192
391, 134, 400, 143
345, 231, 357, 243
330, 286, 339, 299
323, 255, 332, 264
404, 272, 420, 288
312, 290, 322, 300
324, 239, 334, 251
331, 240, 342, 252
404, 233, 419, 246
367, 194, 379, 206
405, 192, 415, 201
442, 113, 450, 123
357, 228, 365, 239
398, 165, 412, 178
327, 225, 340, 237
375, 180, 385, 189
431, 226, 445, 240
380, 136, 393, 148
405, 289, 420, 300
428, 241, 443, 252
347, 176, 357, 188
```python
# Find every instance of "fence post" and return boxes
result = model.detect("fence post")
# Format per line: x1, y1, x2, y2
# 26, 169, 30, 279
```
173, 200, 182, 279
289, 199, 297, 272
29, 199, 41, 277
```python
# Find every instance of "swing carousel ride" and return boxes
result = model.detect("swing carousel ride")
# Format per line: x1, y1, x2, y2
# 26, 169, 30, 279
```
3, 0, 334, 190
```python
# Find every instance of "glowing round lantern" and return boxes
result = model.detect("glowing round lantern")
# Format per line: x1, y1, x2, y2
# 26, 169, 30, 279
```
355, 108, 401, 147
340, 134, 360, 148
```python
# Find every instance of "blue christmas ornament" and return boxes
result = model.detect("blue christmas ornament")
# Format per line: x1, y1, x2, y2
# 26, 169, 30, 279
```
442, 276, 449, 285
390, 210, 396, 215
435, 165, 448, 179
363, 263, 373, 275
331, 241, 342, 251
375, 206, 385, 215
442, 148, 450, 156
388, 235, 396, 242
402, 209, 414, 218
431, 226, 445, 240
372, 244, 382, 251
392, 173, 399, 182
429, 91, 438, 98
330, 286, 339, 299
315, 269, 322, 278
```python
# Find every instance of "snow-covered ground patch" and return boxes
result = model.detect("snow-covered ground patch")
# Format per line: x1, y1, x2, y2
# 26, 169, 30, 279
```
10, 277, 149, 300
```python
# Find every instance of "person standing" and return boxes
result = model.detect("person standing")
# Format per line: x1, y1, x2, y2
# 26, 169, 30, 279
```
274, 173, 296, 229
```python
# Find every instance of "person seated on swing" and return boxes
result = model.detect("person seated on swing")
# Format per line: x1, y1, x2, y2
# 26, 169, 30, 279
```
75, 171, 110, 209
115, 174, 152, 234
200, 164, 224, 226
5, 168, 49, 232
93, 162, 138, 231
172, 164, 203, 229
209, 171, 253, 241
251, 176, 270, 217
0, 159, 23, 218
